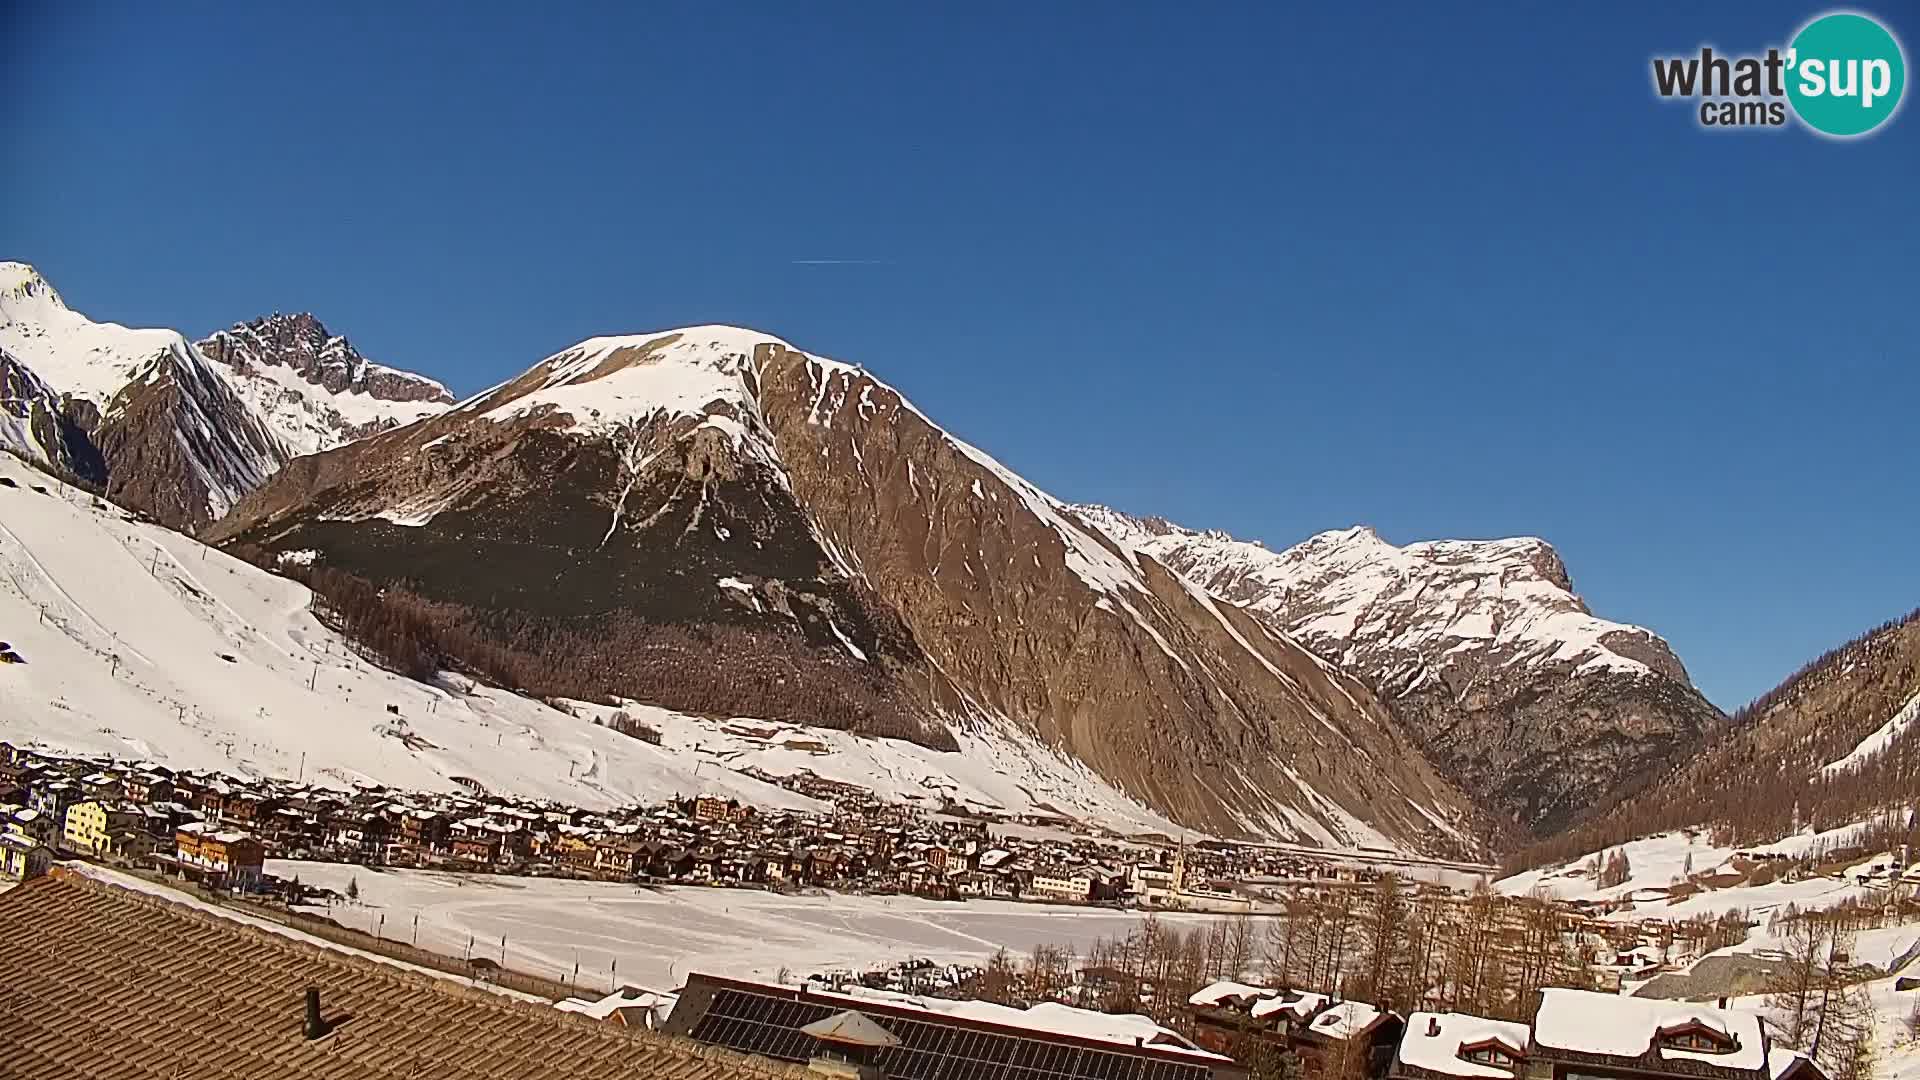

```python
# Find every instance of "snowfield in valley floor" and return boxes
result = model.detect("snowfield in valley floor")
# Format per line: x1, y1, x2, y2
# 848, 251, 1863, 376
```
272, 859, 1231, 992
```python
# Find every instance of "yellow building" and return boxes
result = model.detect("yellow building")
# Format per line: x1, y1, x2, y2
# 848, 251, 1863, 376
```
0, 831, 49, 880
64, 800, 109, 855
63, 800, 139, 856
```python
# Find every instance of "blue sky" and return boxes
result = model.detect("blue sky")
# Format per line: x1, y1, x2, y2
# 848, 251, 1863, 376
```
5, 3, 1916, 709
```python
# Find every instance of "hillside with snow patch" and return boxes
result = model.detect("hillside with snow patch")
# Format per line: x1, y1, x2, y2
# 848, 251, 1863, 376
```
1496, 816, 1913, 925
0, 451, 1206, 832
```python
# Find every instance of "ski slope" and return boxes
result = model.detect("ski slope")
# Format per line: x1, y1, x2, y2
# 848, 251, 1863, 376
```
0, 453, 1189, 832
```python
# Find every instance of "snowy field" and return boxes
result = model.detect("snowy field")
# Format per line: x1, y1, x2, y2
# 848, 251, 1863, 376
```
1497, 825, 1893, 922
0, 454, 1187, 835
273, 859, 1234, 993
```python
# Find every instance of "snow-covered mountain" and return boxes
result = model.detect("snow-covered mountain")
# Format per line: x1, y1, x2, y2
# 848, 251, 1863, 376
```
210, 326, 1481, 853
0, 263, 461, 531
1072, 507, 1726, 835
196, 312, 453, 456
0, 345, 103, 482
0, 262, 288, 529
0, 451, 1194, 833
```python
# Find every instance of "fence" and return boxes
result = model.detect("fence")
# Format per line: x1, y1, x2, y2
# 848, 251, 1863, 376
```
91, 860, 587, 1001
232, 899, 583, 1000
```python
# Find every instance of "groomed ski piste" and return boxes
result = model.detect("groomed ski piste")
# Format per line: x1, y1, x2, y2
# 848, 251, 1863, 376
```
0, 451, 1192, 835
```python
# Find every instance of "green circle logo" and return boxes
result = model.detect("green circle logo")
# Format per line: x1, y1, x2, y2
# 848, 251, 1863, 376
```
1787, 12, 1906, 136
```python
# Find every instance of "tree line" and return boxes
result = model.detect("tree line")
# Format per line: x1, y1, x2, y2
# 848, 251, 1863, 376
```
965, 875, 1597, 1032
227, 545, 956, 748
1763, 910, 1882, 1080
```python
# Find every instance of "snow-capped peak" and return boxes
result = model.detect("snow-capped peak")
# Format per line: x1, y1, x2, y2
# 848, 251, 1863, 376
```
0, 260, 214, 410
0, 261, 290, 526
196, 312, 454, 456
0, 261, 68, 318
1076, 504, 1679, 685
463, 326, 792, 453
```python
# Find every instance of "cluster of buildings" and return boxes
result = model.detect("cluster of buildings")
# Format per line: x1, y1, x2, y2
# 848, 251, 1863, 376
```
0, 741, 1407, 909
1183, 981, 1823, 1080
1, 743, 267, 890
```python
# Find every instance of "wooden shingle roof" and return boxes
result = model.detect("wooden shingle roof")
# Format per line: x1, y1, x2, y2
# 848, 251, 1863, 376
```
0, 873, 802, 1079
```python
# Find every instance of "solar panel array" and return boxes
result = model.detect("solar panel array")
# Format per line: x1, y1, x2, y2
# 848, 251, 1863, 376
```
688, 986, 1219, 1080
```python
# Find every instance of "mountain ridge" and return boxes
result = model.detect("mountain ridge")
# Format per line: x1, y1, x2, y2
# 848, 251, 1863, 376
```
1, 263, 1766, 856
209, 325, 1482, 853
0, 262, 460, 530
1508, 603, 1920, 871
195, 311, 455, 455
1071, 503, 1727, 836
0, 261, 287, 529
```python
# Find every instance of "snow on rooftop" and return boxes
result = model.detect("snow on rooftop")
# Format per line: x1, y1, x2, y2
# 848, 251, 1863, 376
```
1252, 991, 1330, 1021
1531, 989, 1765, 1071
1310, 1000, 1384, 1041
1398, 1013, 1531, 1080
812, 982, 1226, 1061
553, 986, 677, 1022
1188, 980, 1274, 1007
1767, 1046, 1810, 1080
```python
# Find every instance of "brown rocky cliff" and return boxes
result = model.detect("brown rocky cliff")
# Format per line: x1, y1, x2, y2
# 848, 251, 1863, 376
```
752, 344, 1477, 848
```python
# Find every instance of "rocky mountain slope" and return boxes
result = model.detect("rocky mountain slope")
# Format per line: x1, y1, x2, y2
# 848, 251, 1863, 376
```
0, 262, 286, 530
1512, 605, 1920, 869
196, 312, 454, 455
1072, 508, 1726, 836
209, 326, 1480, 853
0, 345, 106, 483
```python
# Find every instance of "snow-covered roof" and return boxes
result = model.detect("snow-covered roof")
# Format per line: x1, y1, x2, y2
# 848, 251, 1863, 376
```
1398, 1012, 1530, 1079
553, 986, 677, 1022
1188, 980, 1275, 1008
811, 983, 1226, 1061
1252, 990, 1329, 1021
1767, 1046, 1811, 1080
1531, 989, 1765, 1071
1310, 1000, 1384, 1041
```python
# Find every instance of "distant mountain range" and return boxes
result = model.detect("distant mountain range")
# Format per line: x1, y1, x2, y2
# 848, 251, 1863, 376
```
4, 259, 1910, 858
1070, 508, 1727, 834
